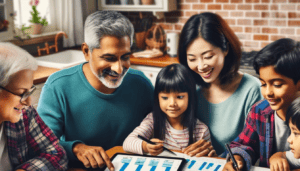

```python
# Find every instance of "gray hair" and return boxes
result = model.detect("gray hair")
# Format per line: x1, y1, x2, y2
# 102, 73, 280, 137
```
0, 42, 38, 87
84, 11, 134, 52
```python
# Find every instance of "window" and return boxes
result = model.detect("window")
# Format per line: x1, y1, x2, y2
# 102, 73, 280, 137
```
13, 0, 56, 33
0, 0, 14, 40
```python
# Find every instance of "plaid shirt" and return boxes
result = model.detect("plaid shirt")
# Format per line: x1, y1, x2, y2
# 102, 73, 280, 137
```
228, 99, 275, 171
4, 106, 68, 170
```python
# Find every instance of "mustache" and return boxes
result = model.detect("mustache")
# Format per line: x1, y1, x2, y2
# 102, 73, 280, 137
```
102, 68, 128, 77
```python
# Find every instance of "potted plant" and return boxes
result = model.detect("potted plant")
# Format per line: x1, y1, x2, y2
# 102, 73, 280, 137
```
29, 0, 48, 34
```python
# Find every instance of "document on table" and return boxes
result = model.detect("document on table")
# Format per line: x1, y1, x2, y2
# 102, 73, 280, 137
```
158, 151, 270, 171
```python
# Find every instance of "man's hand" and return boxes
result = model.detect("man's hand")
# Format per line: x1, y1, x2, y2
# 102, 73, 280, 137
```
142, 138, 164, 156
270, 152, 290, 171
72, 143, 114, 170
182, 139, 216, 157
222, 155, 245, 171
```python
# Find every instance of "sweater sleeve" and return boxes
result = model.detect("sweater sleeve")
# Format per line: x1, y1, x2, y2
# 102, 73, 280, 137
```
37, 82, 83, 161
227, 105, 260, 171
16, 106, 68, 171
123, 113, 154, 154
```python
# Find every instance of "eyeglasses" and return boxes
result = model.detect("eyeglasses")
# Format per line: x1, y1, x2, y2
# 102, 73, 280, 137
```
0, 85, 36, 105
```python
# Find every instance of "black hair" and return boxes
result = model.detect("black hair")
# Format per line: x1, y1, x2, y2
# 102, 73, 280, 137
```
253, 38, 300, 84
178, 12, 242, 87
286, 97, 300, 130
153, 64, 197, 145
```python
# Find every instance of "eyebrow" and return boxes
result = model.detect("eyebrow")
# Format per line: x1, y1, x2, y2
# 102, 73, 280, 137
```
187, 50, 213, 56
100, 52, 132, 58
258, 78, 285, 82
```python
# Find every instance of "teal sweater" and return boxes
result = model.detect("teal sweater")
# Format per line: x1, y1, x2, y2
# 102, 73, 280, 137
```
37, 63, 154, 161
196, 73, 263, 155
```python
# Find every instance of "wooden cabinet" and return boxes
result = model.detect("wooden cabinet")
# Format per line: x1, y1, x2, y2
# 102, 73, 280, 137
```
98, 0, 177, 12
131, 65, 162, 86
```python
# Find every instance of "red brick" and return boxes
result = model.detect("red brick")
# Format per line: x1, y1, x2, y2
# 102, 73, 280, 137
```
246, 12, 260, 18
270, 20, 287, 26
160, 24, 173, 30
231, 12, 244, 17
238, 5, 252, 10
288, 12, 300, 18
217, 0, 229, 2
245, 27, 261, 33
238, 19, 252, 25
271, 12, 287, 18
175, 24, 183, 31
271, 35, 286, 41
262, 28, 278, 34
179, 18, 188, 24
244, 41, 259, 48
231, 26, 243, 32
225, 19, 236, 25
261, 0, 270, 2
246, 0, 260, 2
215, 11, 229, 18
254, 20, 268, 26
208, 4, 222, 10
288, 21, 300, 27
273, 0, 287, 2
166, 18, 179, 23
261, 42, 271, 49
261, 12, 270, 18
186, 0, 199, 2
231, 0, 243, 2
270, 5, 279, 10
280, 28, 295, 35
281, 5, 296, 10
298, 5, 300, 11
201, 0, 213, 2
236, 34, 252, 40
253, 35, 269, 41
224, 4, 236, 10
179, 4, 191, 10
289, 0, 300, 2
192, 4, 205, 10
185, 11, 198, 17
254, 5, 269, 10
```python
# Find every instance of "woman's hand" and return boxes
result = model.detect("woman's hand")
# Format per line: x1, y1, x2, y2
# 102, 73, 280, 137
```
72, 143, 114, 170
182, 139, 216, 157
142, 138, 164, 156
222, 154, 245, 171
270, 152, 290, 171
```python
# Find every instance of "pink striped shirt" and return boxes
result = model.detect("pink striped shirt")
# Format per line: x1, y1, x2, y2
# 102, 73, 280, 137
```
123, 113, 211, 154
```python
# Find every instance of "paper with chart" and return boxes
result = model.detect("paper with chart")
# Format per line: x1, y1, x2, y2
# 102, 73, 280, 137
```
104, 153, 184, 171
158, 151, 270, 171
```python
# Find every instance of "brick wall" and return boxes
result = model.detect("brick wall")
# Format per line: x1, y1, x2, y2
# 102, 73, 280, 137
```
123, 0, 300, 52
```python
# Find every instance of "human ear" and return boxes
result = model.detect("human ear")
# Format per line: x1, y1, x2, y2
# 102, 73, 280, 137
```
81, 43, 91, 61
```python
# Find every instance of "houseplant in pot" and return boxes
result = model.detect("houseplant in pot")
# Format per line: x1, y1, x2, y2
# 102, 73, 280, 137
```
29, 0, 48, 34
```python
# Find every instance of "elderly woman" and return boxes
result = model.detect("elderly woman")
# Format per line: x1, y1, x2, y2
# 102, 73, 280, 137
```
0, 43, 68, 170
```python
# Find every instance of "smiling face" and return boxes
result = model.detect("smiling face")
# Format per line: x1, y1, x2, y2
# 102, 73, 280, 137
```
186, 37, 228, 85
288, 121, 300, 159
159, 91, 189, 123
84, 36, 131, 90
259, 66, 300, 117
0, 69, 33, 124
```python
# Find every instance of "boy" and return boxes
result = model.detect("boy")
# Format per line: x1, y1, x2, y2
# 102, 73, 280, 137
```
223, 38, 300, 171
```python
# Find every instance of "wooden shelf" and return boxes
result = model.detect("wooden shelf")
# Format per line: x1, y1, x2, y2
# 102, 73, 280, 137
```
9, 34, 57, 47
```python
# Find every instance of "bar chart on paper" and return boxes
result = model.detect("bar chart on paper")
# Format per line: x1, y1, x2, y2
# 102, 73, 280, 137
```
105, 154, 184, 171
183, 159, 223, 171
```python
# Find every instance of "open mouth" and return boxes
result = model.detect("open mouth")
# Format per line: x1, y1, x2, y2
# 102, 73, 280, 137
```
200, 68, 214, 79
267, 99, 279, 105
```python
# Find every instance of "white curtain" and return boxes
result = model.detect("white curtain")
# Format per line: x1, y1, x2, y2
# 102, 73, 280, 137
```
49, 0, 84, 48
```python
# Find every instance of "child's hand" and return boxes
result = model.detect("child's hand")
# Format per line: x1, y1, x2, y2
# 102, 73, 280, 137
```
270, 152, 290, 171
182, 139, 216, 157
222, 154, 245, 171
142, 138, 164, 156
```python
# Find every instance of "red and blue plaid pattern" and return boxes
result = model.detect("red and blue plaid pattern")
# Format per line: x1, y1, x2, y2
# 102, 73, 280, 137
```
4, 106, 68, 170
228, 99, 275, 171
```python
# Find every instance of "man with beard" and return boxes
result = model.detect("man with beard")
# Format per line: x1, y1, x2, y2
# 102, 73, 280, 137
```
37, 11, 154, 170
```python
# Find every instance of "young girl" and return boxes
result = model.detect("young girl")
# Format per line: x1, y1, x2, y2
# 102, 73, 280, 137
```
123, 64, 216, 157
286, 97, 300, 169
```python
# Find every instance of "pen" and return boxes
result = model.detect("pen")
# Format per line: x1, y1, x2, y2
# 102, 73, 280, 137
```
225, 143, 239, 171
138, 135, 177, 156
